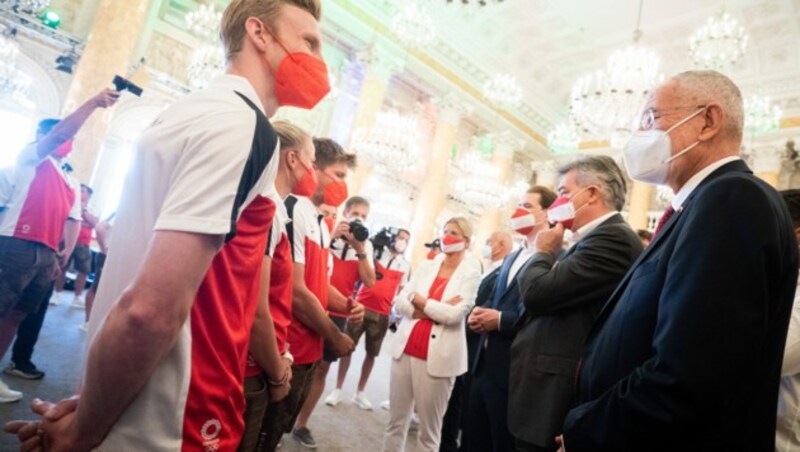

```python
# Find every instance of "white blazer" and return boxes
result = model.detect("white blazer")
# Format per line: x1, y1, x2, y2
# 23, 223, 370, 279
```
391, 253, 482, 378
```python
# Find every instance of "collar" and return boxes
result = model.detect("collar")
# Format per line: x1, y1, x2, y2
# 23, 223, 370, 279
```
573, 211, 617, 242
486, 259, 503, 274
208, 75, 266, 115
671, 156, 741, 210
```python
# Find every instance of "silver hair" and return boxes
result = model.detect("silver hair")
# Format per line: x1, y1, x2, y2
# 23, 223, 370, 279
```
558, 155, 627, 211
670, 70, 744, 143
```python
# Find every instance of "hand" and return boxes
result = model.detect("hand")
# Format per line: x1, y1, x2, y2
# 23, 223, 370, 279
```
467, 307, 485, 333
329, 332, 355, 358
4, 419, 43, 452
57, 250, 69, 269
332, 221, 350, 240
555, 434, 565, 452
535, 223, 565, 256
444, 295, 463, 306
35, 396, 94, 452
93, 88, 121, 108
347, 300, 365, 326
282, 357, 293, 384
411, 293, 426, 310
268, 360, 292, 402
470, 307, 500, 333
412, 307, 430, 320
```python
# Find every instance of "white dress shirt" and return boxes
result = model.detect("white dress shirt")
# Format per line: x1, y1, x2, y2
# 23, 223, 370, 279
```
571, 211, 618, 243
671, 156, 741, 210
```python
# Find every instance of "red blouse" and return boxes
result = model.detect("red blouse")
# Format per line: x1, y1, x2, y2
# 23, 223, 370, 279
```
404, 277, 449, 360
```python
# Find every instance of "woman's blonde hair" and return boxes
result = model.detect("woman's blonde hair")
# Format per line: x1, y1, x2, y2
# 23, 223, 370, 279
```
272, 120, 310, 152
444, 217, 473, 244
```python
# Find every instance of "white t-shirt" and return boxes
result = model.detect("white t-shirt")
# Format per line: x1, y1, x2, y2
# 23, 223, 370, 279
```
87, 75, 279, 451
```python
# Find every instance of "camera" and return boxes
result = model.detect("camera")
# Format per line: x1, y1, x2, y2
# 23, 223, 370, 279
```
371, 227, 396, 252
349, 219, 369, 242
113, 75, 144, 97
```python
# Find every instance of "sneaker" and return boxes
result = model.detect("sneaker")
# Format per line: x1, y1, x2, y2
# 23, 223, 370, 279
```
78, 323, 88, 332
0, 378, 22, 403
380, 400, 390, 411
49, 291, 62, 306
354, 391, 373, 411
291, 427, 317, 449
4, 361, 45, 380
324, 388, 343, 407
71, 296, 85, 309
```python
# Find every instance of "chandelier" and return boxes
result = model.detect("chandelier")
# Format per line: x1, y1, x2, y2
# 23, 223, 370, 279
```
3, 0, 51, 14
391, 3, 436, 48
0, 32, 30, 100
186, 44, 224, 90
689, 10, 748, 70
445, 0, 504, 5
350, 110, 422, 175
482, 73, 523, 109
744, 95, 782, 137
185, 3, 222, 41
451, 137, 506, 210
569, 1, 662, 138
547, 122, 580, 154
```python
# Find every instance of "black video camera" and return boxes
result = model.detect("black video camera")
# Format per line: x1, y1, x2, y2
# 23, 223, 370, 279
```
113, 75, 143, 97
349, 219, 369, 242
371, 227, 399, 252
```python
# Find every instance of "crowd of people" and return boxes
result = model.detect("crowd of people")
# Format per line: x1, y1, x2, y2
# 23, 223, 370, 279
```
1, 1, 799, 451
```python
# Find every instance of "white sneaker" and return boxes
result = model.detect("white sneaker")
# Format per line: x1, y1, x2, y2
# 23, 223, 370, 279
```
0, 378, 22, 403
324, 388, 343, 407
354, 391, 373, 411
71, 296, 85, 309
49, 292, 62, 306
380, 400, 390, 411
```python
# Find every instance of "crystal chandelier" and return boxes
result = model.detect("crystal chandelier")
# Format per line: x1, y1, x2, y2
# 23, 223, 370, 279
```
569, 0, 662, 137
689, 10, 748, 70
0, 32, 31, 100
185, 3, 222, 41
451, 138, 506, 210
482, 73, 523, 109
186, 44, 224, 90
744, 95, 782, 137
10, 0, 51, 13
391, 3, 436, 48
547, 122, 580, 154
350, 110, 422, 175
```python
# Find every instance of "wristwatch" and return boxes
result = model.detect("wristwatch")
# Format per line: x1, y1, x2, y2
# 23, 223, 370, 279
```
356, 253, 368, 260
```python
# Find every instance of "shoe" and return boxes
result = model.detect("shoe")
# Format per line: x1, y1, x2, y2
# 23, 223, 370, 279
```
380, 400, 390, 411
4, 361, 45, 380
71, 296, 85, 309
324, 388, 342, 407
78, 323, 88, 332
354, 391, 373, 411
0, 378, 22, 403
49, 292, 62, 306
292, 427, 317, 449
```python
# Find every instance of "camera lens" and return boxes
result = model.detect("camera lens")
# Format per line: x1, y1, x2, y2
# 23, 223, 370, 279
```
349, 220, 369, 242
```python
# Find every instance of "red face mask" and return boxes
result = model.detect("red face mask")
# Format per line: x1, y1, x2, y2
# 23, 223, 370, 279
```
440, 234, 466, 254
323, 216, 335, 234
510, 207, 537, 235
269, 32, 330, 110
54, 140, 73, 158
323, 180, 348, 208
291, 157, 318, 197
547, 196, 576, 231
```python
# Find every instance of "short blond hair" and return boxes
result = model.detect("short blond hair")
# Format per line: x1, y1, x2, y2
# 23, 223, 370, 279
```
445, 217, 473, 243
272, 120, 309, 152
220, 0, 321, 60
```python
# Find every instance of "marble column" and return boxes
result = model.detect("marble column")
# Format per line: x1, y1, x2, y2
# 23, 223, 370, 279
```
627, 182, 654, 231
751, 145, 784, 188
532, 159, 559, 190
409, 95, 472, 267
347, 46, 404, 196
61, 0, 154, 184
474, 131, 524, 253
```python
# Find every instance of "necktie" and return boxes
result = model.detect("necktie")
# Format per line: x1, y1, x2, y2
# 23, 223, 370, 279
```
654, 206, 676, 237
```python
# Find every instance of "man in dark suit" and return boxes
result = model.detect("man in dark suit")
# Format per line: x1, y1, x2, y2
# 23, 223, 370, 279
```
440, 231, 512, 452
465, 186, 557, 452
561, 70, 799, 451
509, 156, 643, 452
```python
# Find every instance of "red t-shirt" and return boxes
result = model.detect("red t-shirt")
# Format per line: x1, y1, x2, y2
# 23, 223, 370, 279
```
357, 260, 405, 316
404, 277, 449, 360
77, 224, 93, 245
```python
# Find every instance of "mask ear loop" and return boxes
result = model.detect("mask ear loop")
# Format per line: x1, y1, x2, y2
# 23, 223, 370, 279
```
663, 107, 708, 164
263, 24, 297, 63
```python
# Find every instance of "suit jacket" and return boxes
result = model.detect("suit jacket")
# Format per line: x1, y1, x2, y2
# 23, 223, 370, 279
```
563, 160, 800, 451
466, 263, 504, 373
508, 214, 643, 447
392, 253, 482, 377
471, 248, 531, 391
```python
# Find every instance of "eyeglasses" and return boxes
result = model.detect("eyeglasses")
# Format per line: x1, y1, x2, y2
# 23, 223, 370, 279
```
639, 105, 707, 131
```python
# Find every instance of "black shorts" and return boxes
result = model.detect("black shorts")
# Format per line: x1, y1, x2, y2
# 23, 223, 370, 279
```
322, 315, 348, 363
0, 236, 58, 315
90, 253, 107, 294
69, 244, 92, 274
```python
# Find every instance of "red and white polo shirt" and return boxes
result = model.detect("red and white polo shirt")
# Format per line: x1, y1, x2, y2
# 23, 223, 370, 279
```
285, 194, 331, 366
87, 75, 280, 452
356, 251, 410, 316
0, 146, 81, 250
329, 237, 373, 319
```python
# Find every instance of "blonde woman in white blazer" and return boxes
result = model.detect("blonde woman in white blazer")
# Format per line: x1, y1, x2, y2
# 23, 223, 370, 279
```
383, 217, 481, 452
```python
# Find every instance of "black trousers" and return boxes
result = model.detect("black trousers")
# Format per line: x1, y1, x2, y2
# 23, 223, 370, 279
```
11, 283, 54, 365
465, 371, 515, 452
